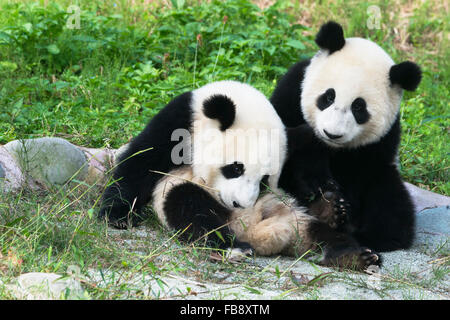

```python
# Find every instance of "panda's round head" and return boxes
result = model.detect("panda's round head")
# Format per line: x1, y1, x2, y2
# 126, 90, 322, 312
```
301, 21, 422, 148
191, 81, 287, 209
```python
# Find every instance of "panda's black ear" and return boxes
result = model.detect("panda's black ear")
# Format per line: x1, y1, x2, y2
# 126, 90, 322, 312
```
202, 94, 236, 131
389, 61, 422, 91
315, 21, 345, 54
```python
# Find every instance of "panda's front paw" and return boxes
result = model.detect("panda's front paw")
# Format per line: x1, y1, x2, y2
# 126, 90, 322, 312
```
296, 172, 336, 203
324, 180, 350, 228
329, 197, 350, 231
98, 203, 139, 229
307, 181, 350, 230
332, 197, 350, 229
297, 178, 329, 203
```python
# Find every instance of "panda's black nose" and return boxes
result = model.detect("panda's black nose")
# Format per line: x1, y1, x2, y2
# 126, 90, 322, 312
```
324, 130, 343, 140
233, 201, 242, 208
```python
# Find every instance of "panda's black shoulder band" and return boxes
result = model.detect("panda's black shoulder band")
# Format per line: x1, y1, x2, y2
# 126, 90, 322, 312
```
315, 21, 345, 54
202, 94, 236, 131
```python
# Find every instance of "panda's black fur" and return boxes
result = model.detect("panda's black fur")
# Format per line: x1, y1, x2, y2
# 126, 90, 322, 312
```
163, 182, 240, 248
99, 91, 193, 227
271, 21, 421, 253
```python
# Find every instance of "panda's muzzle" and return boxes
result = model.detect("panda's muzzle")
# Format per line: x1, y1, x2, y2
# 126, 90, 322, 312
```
323, 129, 343, 140
218, 194, 242, 209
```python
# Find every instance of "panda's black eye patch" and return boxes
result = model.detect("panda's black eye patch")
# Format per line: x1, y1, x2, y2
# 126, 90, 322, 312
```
317, 88, 335, 111
221, 161, 245, 179
351, 97, 370, 124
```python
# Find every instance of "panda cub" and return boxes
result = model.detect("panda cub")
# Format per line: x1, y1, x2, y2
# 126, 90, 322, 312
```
98, 80, 290, 257
270, 21, 422, 252
99, 80, 379, 269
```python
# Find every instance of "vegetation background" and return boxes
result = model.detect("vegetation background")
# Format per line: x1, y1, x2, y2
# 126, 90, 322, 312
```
0, 0, 448, 299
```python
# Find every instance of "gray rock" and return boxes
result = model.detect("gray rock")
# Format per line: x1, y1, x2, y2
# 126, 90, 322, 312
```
7, 272, 85, 300
0, 145, 30, 191
415, 206, 450, 250
0, 162, 4, 178
4, 138, 88, 187
78, 147, 116, 184
114, 143, 129, 164
405, 182, 450, 213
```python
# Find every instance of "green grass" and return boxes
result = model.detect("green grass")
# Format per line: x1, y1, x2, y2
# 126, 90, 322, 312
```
0, 0, 448, 299
0, 184, 309, 299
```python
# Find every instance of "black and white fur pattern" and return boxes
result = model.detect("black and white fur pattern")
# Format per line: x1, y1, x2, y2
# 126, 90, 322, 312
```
270, 21, 422, 255
99, 80, 379, 269
99, 81, 287, 256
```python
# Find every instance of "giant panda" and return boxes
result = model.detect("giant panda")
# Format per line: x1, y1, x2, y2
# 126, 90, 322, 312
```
270, 21, 422, 253
99, 80, 380, 269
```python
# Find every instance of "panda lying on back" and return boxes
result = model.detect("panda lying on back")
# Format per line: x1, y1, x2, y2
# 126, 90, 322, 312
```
270, 22, 422, 252
99, 80, 380, 269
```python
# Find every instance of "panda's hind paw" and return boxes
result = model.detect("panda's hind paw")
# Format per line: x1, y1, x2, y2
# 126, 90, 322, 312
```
321, 246, 382, 271
360, 247, 382, 267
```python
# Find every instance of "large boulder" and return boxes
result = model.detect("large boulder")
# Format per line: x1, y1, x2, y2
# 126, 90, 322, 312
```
4, 138, 88, 188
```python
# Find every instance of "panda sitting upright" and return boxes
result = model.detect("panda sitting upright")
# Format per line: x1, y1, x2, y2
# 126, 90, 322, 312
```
99, 80, 380, 269
270, 21, 422, 252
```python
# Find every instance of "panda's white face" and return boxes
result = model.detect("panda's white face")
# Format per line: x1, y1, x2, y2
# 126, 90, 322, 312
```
190, 81, 287, 209
301, 38, 403, 148
214, 162, 270, 209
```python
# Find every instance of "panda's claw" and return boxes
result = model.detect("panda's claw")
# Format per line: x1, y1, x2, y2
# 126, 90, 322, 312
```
361, 249, 381, 266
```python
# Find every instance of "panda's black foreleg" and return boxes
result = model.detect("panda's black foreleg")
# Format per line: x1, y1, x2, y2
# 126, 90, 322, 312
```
307, 220, 382, 271
98, 144, 160, 229
163, 182, 252, 254
280, 132, 337, 206
98, 177, 150, 229
351, 168, 415, 252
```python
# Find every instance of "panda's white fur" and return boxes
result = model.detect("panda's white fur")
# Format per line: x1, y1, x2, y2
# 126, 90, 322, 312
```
189, 81, 287, 210
302, 38, 403, 149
